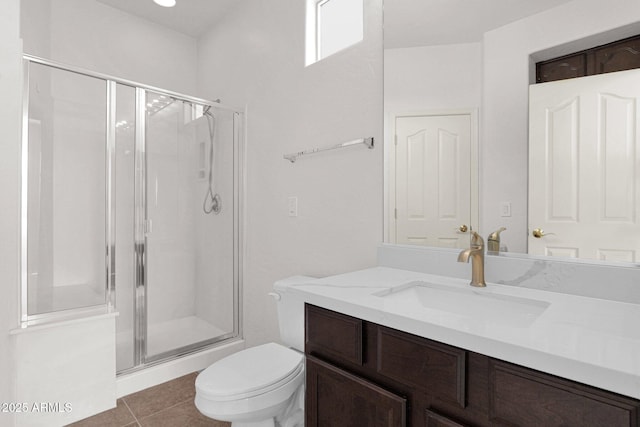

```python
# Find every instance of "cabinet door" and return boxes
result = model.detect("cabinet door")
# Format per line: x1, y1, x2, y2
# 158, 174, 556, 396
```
306, 304, 363, 366
425, 409, 468, 427
490, 360, 640, 426
377, 326, 467, 407
306, 356, 406, 427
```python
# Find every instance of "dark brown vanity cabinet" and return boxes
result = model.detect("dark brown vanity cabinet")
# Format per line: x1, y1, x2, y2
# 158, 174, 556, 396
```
304, 303, 640, 427
306, 357, 407, 427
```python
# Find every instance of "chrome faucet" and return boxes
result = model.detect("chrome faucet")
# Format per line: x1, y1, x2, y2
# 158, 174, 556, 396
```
457, 231, 486, 287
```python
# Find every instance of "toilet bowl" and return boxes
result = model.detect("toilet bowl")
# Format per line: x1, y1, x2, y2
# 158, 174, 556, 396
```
195, 343, 304, 427
195, 276, 311, 427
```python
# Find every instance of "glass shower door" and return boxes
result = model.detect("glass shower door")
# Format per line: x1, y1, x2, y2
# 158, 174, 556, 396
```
143, 91, 238, 361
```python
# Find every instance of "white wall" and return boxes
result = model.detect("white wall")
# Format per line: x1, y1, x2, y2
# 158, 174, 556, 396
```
0, 1, 22, 426
197, 0, 384, 347
21, 0, 198, 95
384, 43, 482, 114
482, 0, 640, 252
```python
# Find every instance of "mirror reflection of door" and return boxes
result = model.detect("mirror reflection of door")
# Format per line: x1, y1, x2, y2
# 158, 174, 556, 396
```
528, 69, 640, 262
391, 113, 472, 248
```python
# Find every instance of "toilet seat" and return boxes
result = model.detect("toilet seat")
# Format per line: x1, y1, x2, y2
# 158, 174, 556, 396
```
196, 343, 304, 402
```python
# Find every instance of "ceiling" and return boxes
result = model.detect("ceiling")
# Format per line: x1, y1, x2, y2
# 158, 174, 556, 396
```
96, 0, 572, 46
95, 0, 240, 38
384, 0, 573, 48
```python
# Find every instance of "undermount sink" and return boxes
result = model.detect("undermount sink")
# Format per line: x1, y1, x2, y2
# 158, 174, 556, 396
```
374, 281, 550, 327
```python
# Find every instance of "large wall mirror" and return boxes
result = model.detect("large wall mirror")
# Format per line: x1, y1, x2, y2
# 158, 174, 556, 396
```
383, 0, 640, 266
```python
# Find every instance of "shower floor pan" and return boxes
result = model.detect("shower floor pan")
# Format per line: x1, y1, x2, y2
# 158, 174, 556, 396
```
116, 315, 228, 371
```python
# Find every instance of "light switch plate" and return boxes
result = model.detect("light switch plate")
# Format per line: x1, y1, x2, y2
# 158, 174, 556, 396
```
500, 202, 511, 217
288, 196, 298, 217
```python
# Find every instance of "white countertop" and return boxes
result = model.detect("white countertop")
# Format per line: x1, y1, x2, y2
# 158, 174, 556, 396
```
283, 266, 640, 399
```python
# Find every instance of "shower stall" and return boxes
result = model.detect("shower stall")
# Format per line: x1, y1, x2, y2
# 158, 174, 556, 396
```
21, 55, 242, 373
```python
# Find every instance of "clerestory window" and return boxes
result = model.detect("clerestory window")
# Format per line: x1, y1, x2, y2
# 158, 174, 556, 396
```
306, 0, 364, 66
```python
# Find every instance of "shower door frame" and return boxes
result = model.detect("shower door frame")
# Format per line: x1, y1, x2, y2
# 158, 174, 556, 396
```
21, 55, 243, 372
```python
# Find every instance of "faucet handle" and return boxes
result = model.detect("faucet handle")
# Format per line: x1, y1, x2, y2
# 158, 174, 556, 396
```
487, 227, 506, 253
470, 231, 484, 248
488, 227, 506, 241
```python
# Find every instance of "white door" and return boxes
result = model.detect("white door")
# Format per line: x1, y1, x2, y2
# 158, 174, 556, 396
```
529, 69, 640, 262
393, 114, 471, 248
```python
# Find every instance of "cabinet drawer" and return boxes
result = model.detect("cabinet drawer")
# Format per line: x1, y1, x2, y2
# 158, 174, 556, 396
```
377, 326, 467, 408
490, 360, 640, 427
305, 304, 363, 366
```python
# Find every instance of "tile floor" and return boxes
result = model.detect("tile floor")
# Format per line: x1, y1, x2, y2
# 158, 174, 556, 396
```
67, 373, 230, 427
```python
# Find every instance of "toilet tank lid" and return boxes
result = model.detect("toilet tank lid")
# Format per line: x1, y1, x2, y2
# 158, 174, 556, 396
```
273, 275, 316, 292
196, 343, 303, 399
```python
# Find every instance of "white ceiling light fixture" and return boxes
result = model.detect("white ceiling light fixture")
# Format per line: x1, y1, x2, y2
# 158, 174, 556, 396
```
153, 0, 176, 7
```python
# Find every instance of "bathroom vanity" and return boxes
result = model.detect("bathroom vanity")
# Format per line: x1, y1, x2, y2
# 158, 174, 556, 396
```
282, 254, 640, 427
305, 304, 639, 426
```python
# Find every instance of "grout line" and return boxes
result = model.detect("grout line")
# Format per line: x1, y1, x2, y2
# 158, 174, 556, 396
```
120, 398, 140, 426
120, 373, 200, 426
136, 396, 194, 423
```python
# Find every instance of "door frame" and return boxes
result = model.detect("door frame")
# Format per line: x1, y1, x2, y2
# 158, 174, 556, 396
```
386, 108, 479, 244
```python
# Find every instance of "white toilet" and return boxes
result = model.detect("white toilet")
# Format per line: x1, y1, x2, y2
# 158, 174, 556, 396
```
195, 277, 309, 427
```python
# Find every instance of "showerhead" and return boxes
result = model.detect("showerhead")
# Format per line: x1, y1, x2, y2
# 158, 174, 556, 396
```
202, 103, 221, 215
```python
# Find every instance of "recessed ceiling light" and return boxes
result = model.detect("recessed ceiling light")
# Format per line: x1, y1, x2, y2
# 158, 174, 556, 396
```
153, 0, 176, 7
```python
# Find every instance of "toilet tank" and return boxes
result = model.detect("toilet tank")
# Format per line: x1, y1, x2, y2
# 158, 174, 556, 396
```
272, 276, 315, 352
